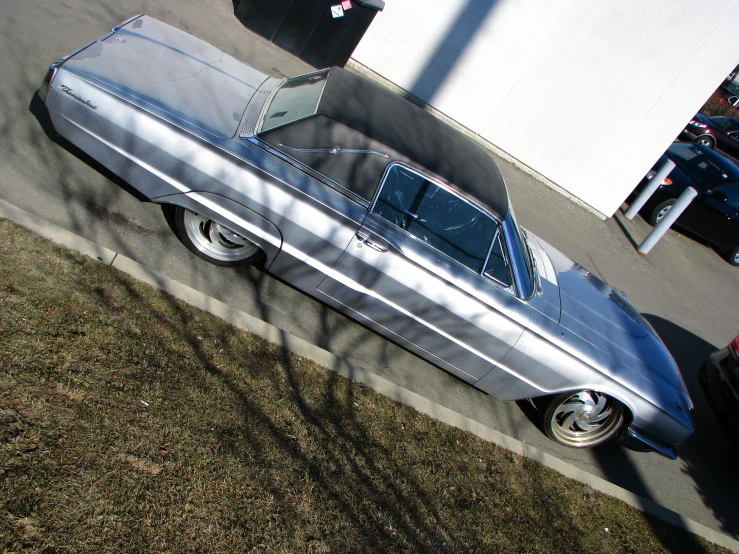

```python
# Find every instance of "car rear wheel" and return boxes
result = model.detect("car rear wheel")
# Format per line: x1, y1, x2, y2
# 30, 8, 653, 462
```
538, 391, 626, 448
696, 135, 715, 149
648, 200, 675, 226
175, 207, 264, 267
727, 245, 739, 266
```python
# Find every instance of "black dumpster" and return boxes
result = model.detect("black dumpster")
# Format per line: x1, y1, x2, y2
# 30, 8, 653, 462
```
235, 0, 385, 68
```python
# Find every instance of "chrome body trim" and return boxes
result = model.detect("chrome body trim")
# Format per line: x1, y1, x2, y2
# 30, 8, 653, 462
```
38, 15, 694, 455
38, 39, 98, 103
279, 143, 390, 158
112, 14, 145, 32
240, 77, 283, 136
246, 136, 371, 207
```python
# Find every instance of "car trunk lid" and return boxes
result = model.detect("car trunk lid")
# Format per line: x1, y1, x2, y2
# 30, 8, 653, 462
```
62, 15, 269, 139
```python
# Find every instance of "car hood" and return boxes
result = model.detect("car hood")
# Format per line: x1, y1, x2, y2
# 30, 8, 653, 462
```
531, 236, 693, 411
62, 15, 270, 138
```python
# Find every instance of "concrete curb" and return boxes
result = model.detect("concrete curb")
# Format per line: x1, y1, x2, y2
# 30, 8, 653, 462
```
1, 198, 736, 553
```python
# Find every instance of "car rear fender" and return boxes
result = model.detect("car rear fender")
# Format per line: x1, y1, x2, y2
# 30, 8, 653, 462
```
44, 70, 201, 200
156, 192, 283, 266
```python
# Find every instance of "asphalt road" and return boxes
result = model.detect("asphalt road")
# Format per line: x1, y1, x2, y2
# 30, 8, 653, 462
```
2, 0, 739, 543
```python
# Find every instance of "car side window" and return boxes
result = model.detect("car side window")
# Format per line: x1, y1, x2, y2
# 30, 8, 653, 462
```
372, 165, 497, 274
671, 146, 733, 186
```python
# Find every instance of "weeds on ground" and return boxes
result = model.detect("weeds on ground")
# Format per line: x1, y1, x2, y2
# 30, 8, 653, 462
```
699, 89, 739, 118
0, 220, 729, 553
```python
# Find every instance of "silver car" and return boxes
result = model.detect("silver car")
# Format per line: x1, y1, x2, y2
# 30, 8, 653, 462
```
38, 15, 694, 457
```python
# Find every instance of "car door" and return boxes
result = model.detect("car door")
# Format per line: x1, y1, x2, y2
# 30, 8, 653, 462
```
316, 163, 529, 384
722, 131, 739, 159
682, 183, 739, 249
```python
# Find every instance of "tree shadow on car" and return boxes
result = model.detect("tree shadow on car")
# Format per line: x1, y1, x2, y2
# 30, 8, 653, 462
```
28, 91, 149, 205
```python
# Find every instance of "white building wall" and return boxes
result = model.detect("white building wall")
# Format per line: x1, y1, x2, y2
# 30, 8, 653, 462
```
352, 0, 739, 217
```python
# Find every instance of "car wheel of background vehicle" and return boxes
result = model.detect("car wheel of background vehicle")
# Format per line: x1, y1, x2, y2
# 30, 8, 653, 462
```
696, 135, 715, 149
175, 207, 264, 267
648, 200, 675, 226
538, 390, 626, 448
727, 245, 739, 266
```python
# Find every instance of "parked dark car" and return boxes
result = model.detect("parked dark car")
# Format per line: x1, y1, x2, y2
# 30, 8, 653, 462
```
699, 335, 739, 443
638, 142, 739, 265
680, 113, 739, 158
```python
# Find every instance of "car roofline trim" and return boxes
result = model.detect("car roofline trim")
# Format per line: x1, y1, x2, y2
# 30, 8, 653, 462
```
112, 14, 145, 32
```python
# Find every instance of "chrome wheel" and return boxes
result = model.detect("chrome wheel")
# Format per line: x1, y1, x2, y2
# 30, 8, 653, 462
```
542, 391, 625, 448
648, 199, 675, 227
654, 205, 671, 224
728, 245, 739, 266
696, 136, 715, 149
176, 207, 263, 266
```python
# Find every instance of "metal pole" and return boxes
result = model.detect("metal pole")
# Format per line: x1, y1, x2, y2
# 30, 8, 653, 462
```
624, 159, 675, 220
637, 186, 698, 255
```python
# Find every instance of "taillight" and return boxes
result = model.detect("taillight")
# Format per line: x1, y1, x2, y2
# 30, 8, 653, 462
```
42, 66, 57, 87
38, 59, 64, 103
663, 178, 673, 185
43, 59, 63, 87
730, 335, 739, 357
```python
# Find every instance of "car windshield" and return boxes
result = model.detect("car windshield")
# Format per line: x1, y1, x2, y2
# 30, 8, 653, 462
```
710, 116, 739, 132
668, 143, 739, 187
260, 70, 328, 133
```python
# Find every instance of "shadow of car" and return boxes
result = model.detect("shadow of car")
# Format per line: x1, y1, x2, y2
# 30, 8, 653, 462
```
680, 113, 739, 159
699, 335, 739, 443
637, 142, 739, 265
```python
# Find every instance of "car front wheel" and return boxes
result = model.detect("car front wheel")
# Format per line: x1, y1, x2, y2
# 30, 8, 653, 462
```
175, 207, 265, 267
727, 245, 739, 266
696, 135, 715, 149
538, 391, 626, 448
648, 199, 675, 226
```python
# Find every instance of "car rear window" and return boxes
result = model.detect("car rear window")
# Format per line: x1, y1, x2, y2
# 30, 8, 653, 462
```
260, 71, 328, 132
668, 143, 739, 187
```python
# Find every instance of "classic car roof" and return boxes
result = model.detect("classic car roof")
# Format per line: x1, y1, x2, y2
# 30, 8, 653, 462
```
317, 68, 509, 220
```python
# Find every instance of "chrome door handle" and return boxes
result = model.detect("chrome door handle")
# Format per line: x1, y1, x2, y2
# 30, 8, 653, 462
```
356, 232, 388, 253
364, 241, 388, 253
